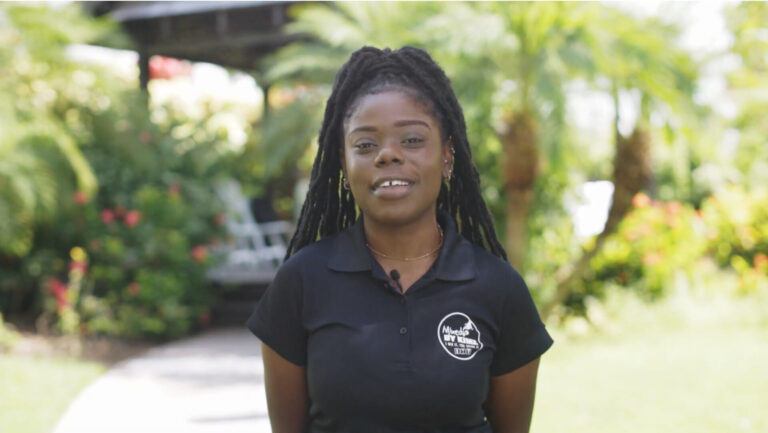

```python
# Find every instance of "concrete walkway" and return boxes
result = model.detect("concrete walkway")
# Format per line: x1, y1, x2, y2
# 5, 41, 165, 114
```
53, 327, 272, 433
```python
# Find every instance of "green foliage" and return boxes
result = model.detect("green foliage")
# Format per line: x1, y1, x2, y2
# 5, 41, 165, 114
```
587, 197, 707, 300
569, 188, 768, 315
0, 313, 20, 351
700, 187, 768, 290
0, 3, 231, 338
39, 118, 229, 338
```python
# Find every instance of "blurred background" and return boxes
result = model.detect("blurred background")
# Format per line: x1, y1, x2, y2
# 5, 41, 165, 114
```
1, 1, 767, 432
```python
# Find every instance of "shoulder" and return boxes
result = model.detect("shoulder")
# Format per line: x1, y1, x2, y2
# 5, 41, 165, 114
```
276, 228, 351, 278
469, 243, 528, 295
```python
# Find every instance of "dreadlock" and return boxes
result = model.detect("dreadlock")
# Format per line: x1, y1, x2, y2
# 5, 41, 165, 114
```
286, 46, 507, 261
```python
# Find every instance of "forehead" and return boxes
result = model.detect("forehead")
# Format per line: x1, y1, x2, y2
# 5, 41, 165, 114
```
345, 90, 437, 131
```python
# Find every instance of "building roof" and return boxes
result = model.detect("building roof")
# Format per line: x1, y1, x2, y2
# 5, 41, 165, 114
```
85, 1, 303, 72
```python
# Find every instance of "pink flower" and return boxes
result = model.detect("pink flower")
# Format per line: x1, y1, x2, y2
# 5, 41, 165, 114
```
198, 310, 212, 327
124, 210, 141, 228
754, 254, 768, 270
167, 184, 180, 196
665, 201, 683, 216
73, 191, 88, 205
101, 209, 115, 224
68, 261, 88, 273
89, 239, 102, 251
47, 278, 69, 310
191, 245, 207, 263
632, 193, 651, 208
642, 252, 664, 266
127, 282, 141, 296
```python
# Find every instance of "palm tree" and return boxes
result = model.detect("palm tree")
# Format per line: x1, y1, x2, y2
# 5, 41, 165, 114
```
245, 2, 449, 194
540, 8, 698, 318
0, 4, 116, 256
476, 2, 598, 271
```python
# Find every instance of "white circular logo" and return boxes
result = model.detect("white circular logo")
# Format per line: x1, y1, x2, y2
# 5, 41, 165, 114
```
437, 312, 484, 360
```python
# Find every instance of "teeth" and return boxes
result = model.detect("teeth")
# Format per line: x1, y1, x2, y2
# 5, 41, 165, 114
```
381, 180, 409, 187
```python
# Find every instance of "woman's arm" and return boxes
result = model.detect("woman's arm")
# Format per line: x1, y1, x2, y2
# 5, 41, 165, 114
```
487, 357, 541, 433
261, 342, 309, 433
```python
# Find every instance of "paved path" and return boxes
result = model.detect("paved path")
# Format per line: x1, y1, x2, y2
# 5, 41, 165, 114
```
53, 327, 271, 433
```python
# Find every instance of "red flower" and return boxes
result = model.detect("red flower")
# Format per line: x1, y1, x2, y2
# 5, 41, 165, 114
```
124, 210, 141, 228
198, 310, 212, 327
89, 239, 102, 251
642, 252, 664, 266
632, 193, 651, 208
665, 201, 683, 216
167, 184, 180, 196
148, 55, 191, 80
127, 282, 141, 296
101, 209, 115, 224
68, 261, 88, 274
47, 278, 69, 310
73, 191, 88, 205
191, 245, 207, 263
754, 254, 768, 270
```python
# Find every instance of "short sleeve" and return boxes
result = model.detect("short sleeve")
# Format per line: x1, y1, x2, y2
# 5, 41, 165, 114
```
246, 262, 307, 366
489, 269, 553, 376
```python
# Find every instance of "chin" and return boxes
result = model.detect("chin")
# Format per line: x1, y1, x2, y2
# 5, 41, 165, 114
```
360, 203, 437, 227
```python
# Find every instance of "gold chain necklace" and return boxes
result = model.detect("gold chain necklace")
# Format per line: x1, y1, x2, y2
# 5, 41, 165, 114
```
366, 226, 444, 261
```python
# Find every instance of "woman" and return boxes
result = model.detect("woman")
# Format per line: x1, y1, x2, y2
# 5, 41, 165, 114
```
247, 46, 553, 433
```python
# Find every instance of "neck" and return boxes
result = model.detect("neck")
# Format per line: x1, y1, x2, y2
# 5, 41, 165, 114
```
363, 213, 442, 261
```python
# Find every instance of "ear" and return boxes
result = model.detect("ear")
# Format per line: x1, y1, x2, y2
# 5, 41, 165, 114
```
441, 138, 454, 180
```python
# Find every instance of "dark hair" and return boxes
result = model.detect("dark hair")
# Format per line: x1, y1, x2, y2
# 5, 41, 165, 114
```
286, 46, 506, 260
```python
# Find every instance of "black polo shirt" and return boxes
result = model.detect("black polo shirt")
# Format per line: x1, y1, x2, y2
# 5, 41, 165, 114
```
247, 213, 553, 433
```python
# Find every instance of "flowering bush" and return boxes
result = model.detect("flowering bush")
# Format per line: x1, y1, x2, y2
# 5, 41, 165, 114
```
19, 83, 233, 338
571, 187, 768, 313
44, 180, 225, 338
699, 186, 768, 293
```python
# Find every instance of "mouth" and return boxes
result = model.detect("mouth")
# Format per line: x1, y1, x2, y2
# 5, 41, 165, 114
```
371, 178, 415, 198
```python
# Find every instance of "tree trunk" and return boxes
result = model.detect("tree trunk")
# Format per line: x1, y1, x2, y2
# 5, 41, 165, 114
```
498, 111, 539, 271
541, 126, 651, 319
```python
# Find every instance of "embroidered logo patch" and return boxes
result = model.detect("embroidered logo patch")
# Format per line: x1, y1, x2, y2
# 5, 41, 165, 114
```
437, 312, 483, 360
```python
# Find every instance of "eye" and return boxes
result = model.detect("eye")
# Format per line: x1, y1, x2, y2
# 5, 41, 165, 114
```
353, 141, 377, 152
401, 137, 425, 146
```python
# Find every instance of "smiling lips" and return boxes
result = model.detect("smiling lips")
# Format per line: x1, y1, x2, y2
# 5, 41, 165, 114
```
372, 178, 414, 198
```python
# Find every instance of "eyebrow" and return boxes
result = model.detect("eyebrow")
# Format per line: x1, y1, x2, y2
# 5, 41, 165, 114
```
349, 119, 431, 134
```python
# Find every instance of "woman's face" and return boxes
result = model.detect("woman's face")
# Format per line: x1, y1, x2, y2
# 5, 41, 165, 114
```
342, 90, 452, 227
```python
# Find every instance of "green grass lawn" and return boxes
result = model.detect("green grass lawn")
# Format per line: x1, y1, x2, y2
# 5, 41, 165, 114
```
0, 355, 105, 433
533, 310, 768, 432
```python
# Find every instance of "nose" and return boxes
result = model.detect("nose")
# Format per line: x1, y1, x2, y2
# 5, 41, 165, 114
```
374, 140, 404, 167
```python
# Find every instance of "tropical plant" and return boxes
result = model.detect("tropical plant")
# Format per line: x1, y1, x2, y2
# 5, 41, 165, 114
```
251, 3, 475, 217
724, 2, 768, 188
540, 8, 699, 317
0, 4, 126, 257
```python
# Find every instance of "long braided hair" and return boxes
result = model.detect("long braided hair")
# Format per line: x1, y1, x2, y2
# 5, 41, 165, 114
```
286, 46, 506, 260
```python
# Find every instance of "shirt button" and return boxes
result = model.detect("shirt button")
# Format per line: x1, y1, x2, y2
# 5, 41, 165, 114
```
399, 327, 408, 335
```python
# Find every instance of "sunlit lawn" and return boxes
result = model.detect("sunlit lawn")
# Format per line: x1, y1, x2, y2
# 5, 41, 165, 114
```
1, 293, 766, 433
533, 297, 768, 433
0, 355, 106, 433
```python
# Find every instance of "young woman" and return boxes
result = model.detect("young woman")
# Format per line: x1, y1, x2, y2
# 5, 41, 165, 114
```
247, 46, 553, 433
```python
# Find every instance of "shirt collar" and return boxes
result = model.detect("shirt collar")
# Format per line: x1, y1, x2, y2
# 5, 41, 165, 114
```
327, 211, 477, 282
